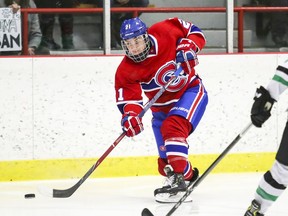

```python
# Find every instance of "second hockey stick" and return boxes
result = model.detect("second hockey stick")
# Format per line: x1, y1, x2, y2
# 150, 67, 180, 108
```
39, 65, 183, 198
142, 122, 253, 216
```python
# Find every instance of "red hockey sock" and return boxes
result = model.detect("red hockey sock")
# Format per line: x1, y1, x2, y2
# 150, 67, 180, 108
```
168, 156, 194, 181
167, 155, 187, 173
157, 157, 168, 176
183, 161, 193, 181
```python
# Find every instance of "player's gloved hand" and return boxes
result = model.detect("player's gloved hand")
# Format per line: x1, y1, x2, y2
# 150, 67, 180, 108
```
251, 86, 275, 127
176, 38, 199, 75
121, 111, 144, 137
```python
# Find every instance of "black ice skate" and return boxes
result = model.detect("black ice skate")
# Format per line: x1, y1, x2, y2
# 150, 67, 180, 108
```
154, 165, 199, 203
244, 199, 264, 216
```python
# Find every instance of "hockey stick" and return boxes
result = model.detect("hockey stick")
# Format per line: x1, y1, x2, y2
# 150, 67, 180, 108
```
39, 65, 183, 198
142, 122, 253, 216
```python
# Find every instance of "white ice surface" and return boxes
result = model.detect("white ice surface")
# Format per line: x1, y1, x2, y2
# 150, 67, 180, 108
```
0, 173, 287, 216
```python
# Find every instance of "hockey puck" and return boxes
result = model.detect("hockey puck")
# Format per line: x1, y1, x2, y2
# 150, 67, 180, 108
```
24, 193, 35, 199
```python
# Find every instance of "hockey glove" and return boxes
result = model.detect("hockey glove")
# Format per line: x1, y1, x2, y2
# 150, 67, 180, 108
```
176, 38, 199, 75
121, 111, 144, 137
251, 86, 275, 128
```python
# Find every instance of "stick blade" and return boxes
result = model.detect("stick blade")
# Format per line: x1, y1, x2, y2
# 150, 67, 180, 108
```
37, 185, 75, 198
141, 208, 154, 216
52, 182, 80, 198
52, 189, 72, 198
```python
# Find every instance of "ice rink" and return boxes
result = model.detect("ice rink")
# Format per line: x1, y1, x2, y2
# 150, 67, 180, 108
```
1, 173, 288, 216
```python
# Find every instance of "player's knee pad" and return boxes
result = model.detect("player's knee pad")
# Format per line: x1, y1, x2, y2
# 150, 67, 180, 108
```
160, 115, 192, 141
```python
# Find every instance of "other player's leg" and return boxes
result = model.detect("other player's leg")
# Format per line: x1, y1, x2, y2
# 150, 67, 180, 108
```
244, 120, 288, 215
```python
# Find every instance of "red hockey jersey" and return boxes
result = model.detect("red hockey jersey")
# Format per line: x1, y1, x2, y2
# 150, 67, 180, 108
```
115, 17, 206, 114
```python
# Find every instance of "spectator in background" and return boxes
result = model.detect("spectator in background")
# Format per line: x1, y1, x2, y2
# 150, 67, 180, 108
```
270, 0, 288, 47
33, 0, 78, 50
97, 0, 149, 48
249, 0, 288, 48
1, 0, 50, 55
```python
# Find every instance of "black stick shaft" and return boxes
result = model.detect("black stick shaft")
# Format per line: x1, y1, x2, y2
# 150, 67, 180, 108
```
141, 122, 253, 216
165, 122, 253, 216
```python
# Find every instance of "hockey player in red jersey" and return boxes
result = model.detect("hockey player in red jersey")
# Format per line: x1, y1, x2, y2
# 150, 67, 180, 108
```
115, 17, 208, 203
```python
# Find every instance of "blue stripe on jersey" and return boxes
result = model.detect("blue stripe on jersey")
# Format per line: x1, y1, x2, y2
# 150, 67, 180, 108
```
116, 101, 143, 114
190, 25, 202, 34
117, 104, 125, 114
141, 80, 160, 92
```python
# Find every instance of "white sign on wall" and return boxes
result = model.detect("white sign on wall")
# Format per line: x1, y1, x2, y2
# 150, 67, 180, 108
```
0, 8, 22, 51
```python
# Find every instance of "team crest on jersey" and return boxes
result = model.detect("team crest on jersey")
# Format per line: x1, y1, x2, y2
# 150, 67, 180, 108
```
159, 145, 166, 152
155, 62, 188, 92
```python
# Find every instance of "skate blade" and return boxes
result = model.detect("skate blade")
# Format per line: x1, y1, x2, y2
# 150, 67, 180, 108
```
155, 191, 192, 203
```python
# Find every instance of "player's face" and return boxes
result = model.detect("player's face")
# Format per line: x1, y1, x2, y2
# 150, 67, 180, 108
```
123, 35, 146, 55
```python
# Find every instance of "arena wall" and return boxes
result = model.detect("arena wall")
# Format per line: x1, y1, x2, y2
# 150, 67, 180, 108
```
1, 53, 288, 181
